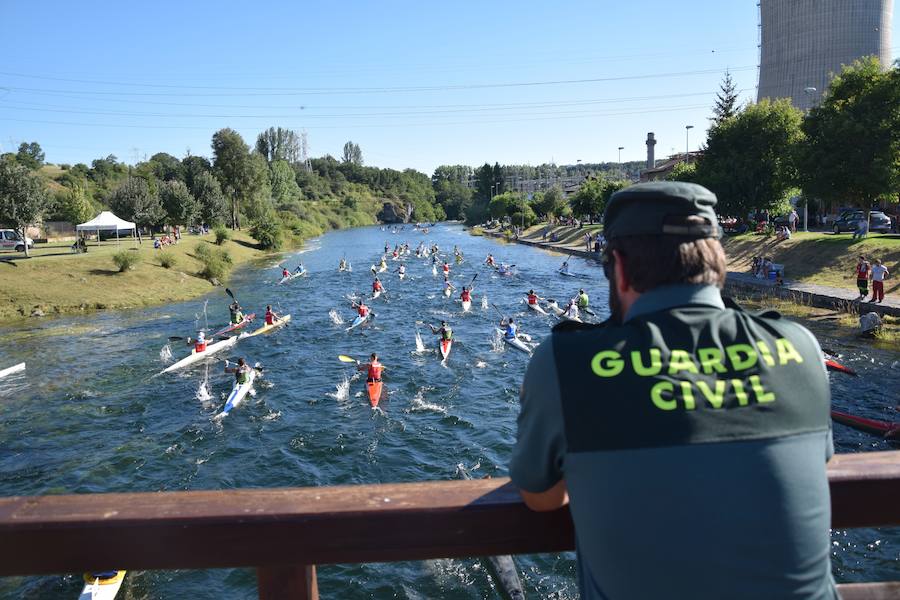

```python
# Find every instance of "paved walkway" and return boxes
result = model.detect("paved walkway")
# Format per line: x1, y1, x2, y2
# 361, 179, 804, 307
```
480, 226, 899, 317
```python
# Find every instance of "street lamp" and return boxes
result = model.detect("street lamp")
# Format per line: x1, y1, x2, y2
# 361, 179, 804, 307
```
618, 146, 624, 164
801, 87, 818, 232
685, 125, 694, 162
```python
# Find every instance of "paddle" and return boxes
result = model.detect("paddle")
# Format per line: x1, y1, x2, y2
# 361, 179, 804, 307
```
224, 359, 264, 373
338, 355, 388, 369
826, 358, 858, 377
225, 287, 238, 305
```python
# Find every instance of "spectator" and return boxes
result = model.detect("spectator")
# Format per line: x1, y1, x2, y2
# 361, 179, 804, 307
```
869, 259, 889, 303
851, 218, 868, 240
762, 256, 773, 280
854, 256, 871, 300
585, 232, 592, 252
788, 208, 798, 233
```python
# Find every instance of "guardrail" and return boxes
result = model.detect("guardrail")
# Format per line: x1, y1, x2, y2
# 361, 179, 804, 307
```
1, 451, 898, 599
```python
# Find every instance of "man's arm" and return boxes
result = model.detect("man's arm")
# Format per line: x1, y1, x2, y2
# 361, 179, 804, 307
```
519, 479, 569, 512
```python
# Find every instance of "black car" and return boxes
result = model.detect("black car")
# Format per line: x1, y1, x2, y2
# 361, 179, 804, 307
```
831, 210, 892, 234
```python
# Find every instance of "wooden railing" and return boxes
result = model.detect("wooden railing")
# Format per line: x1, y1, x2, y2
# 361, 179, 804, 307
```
1, 451, 899, 599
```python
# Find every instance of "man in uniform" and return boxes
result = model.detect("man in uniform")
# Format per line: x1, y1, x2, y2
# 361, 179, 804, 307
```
510, 181, 835, 599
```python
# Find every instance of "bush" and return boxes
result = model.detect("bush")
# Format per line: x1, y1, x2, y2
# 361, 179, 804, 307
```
213, 225, 230, 245
197, 248, 232, 283
249, 218, 284, 250
194, 241, 211, 260
158, 251, 177, 269
112, 250, 140, 272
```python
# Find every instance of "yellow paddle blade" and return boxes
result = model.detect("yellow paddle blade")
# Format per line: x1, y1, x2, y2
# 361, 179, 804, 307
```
337, 355, 357, 363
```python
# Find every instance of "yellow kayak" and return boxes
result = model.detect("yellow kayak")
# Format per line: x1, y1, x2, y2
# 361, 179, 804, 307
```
246, 315, 292, 337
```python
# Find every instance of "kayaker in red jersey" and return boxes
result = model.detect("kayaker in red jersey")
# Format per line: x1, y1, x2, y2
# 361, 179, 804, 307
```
356, 353, 384, 382
264, 305, 281, 326
355, 301, 370, 318
460, 286, 472, 303
442, 262, 451, 275
281, 267, 290, 279
193, 331, 207, 353
372, 278, 384, 293
485, 254, 495, 267
527, 289, 539, 305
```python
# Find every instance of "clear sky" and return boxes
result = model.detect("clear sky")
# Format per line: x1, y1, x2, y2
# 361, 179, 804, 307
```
1, 1, 897, 174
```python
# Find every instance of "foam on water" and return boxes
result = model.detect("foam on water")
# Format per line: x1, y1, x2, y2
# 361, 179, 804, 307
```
415, 330, 426, 353
159, 344, 173, 362
490, 329, 505, 352
328, 309, 344, 325
408, 387, 447, 414
327, 376, 351, 402
481, 296, 489, 310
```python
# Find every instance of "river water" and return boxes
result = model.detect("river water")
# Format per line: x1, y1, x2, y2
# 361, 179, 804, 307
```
0, 224, 896, 599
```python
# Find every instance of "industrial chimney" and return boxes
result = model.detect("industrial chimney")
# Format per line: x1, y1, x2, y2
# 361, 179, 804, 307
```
645, 133, 656, 170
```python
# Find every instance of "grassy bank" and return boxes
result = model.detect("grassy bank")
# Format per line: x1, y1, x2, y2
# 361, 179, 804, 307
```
722, 232, 900, 295
0, 200, 383, 325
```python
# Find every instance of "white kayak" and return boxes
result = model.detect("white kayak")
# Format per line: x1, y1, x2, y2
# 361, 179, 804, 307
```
558, 269, 583, 278
378, 264, 388, 273
220, 369, 256, 417
498, 330, 533, 355
399, 272, 406, 280
547, 301, 582, 322
346, 314, 370, 331
462, 300, 471, 312
372, 289, 383, 300
78, 571, 125, 600
0, 362, 25, 379
526, 301, 548, 315
443, 287, 452, 298
278, 270, 306, 284
432, 265, 438, 276
160, 336, 238, 374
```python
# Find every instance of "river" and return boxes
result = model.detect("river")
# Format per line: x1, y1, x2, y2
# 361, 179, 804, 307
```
0, 223, 896, 598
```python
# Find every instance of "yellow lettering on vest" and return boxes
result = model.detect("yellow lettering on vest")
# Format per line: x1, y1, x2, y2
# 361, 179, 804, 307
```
732, 379, 749, 406
697, 347, 727, 375
775, 338, 804, 366
680, 381, 696, 410
591, 350, 624, 377
650, 381, 676, 410
755, 340, 776, 367
750, 375, 775, 403
696, 379, 727, 408
726, 344, 758, 371
632, 348, 662, 376
668, 349, 699, 375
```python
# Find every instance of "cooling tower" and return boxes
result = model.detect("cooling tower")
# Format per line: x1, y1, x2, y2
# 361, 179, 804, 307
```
758, 0, 894, 110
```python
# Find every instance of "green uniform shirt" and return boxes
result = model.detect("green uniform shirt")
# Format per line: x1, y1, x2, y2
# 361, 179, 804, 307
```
510, 284, 836, 599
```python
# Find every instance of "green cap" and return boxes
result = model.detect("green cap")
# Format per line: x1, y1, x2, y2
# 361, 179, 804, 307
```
603, 181, 719, 240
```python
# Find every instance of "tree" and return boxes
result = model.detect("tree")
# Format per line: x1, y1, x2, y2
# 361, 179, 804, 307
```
711, 71, 739, 125
570, 177, 607, 221
341, 141, 363, 165
0, 161, 50, 256
107, 177, 163, 242
433, 178, 472, 220
797, 58, 900, 217
256, 127, 301, 164
211, 128, 262, 230
56, 182, 94, 224
159, 180, 199, 226
16, 142, 45, 170
148, 152, 185, 182
182, 155, 212, 192
269, 159, 302, 205
532, 185, 566, 218
694, 98, 803, 218
665, 161, 698, 183
192, 171, 228, 225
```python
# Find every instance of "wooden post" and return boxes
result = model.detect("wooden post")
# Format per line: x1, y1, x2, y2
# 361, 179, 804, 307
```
257, 564, 318, 600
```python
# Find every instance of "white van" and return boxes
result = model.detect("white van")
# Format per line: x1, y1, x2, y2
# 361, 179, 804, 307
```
0, 229, 34, 252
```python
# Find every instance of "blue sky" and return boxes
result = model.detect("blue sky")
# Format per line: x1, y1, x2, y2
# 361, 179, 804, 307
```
1, 1, 897, 174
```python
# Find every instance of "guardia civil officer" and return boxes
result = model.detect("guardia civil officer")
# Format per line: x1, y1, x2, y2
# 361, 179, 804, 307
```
510, 182, 835, 599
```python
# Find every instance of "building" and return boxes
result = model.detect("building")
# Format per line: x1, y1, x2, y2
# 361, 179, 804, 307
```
639, 152, 703, 182
758, 0, 894, 110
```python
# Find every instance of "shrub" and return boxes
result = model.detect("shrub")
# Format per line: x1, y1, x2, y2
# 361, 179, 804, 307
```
112, 250, 140, 272
249, 218, 284, 250
213, 225, 230, 245
158, 251, 177, 269
197, 249, 232, 283
194, 241, 211, 260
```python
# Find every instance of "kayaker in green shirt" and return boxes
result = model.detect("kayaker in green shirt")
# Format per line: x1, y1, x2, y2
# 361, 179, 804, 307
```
228, 301, 244, 325
576, 289, 589, 310
430, 321, 452, 340
224, 357, 251, 384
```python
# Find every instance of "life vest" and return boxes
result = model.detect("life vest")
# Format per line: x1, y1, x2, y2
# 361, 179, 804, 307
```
282, 270, 290, 278
505, 324, 517, 339
358, 305, 369, 317
232, 312, 244, 324
442, 264, 450, 273
442, 327, 453, 340
368, 361, 383, 381
236, 366, 251, 385
528, 294, 538, 305
578, 293, 589, 308
194, 340, 207, 353
461, 290, 471, 301
265, 311, 275, 325
373, 281, 382, 291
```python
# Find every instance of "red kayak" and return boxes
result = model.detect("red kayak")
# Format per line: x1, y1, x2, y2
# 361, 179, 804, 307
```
440, 339, 453, 360
367, 380, 383, 408
213, 313, 256, 337
831, 410, 900, 440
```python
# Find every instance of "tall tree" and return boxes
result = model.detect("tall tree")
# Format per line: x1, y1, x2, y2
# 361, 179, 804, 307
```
570, 177, 607, 222
0, 161, 50, 257
269, 159, 302, 205
107, 177, 163, 242
711, 71, 739, 125
148, 152, 185, 182
532, 185, 566, 218
56, 182, 94, 224
211, 128, 258, 229
15, 142, 45, 170
492, 162, 504, 194
159, 180, 199, 226
797, 58, 900, 217
192, 171, 228, 225
341, 141, 363, 165
182, 155, 212, 192
694, 98, 803, 218
256, 127, 302, 164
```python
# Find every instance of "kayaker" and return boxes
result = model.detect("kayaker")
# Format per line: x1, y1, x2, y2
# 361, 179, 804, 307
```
460, 286, 472, 303
510, 181, 836, 599
354, 300, 370, 318
356, 353, 384, 382
485, 254, 495, 267
431, 253, 438, 265
501, 316, 518, 340
442, 262, 451, 275
372, 278, 384, 294
339, 258, 347, 271
281, 267, 291, 279
193, 331, 207, 353
294, 263, 305, 274
576, 289, 589, 310
264, 305, 281, 326
443, 277, 456, 295
527, 290, 540, 305
379, 258, 387, 270
228, 301, 244, 325
564, 299, 579, 320
560, 260, 570, 274
397, 264, 407, 277
430, 320, 453, 341
224, 357, 251, 385
384, 242, 390, 254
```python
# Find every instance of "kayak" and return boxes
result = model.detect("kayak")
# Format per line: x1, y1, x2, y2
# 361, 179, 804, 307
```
346, 314, 369, 332
443, 287, 452, 298
432, 265, 438, 276
372, 290, 382, 300
378, 264, 387, 272
462, 299, 471, 312
0, 362, 25, 379
220, 369, 257, 417
161, 336, 239, 374
558, 269, 580, 277
367, 380, 383, 408
499, 330, 533, 355
439, 339, 453, 360
546, 301, 581, 322
78, 570, 126, 600
399, 272, 406, 280
246, 315, 291, 337
213, 314, 256, 337
278, 270, 305, 284
526, 301, 548, 315
831, 409, 900, 440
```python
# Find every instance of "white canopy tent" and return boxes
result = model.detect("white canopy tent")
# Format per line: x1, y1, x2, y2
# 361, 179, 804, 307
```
76, 211, 137, 245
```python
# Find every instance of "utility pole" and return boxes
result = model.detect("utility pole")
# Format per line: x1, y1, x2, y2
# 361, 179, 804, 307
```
685, 125, 694, 163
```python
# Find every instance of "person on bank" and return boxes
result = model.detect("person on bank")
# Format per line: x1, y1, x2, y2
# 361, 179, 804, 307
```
509, 181, 835, 599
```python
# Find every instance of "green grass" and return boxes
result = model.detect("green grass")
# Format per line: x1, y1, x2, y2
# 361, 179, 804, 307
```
723, 231, 900, 295
0, 232, 268, 323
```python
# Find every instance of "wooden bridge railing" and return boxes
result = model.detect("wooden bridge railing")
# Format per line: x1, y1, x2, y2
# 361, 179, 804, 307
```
1, 451, 899, 599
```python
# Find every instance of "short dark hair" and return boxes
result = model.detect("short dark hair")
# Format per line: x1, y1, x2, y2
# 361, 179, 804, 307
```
604, 217, 726, 292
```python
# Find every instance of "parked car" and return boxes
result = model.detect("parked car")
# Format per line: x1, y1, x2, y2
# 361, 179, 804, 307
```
831, 210, 892, 234
0, 229, 34, 252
